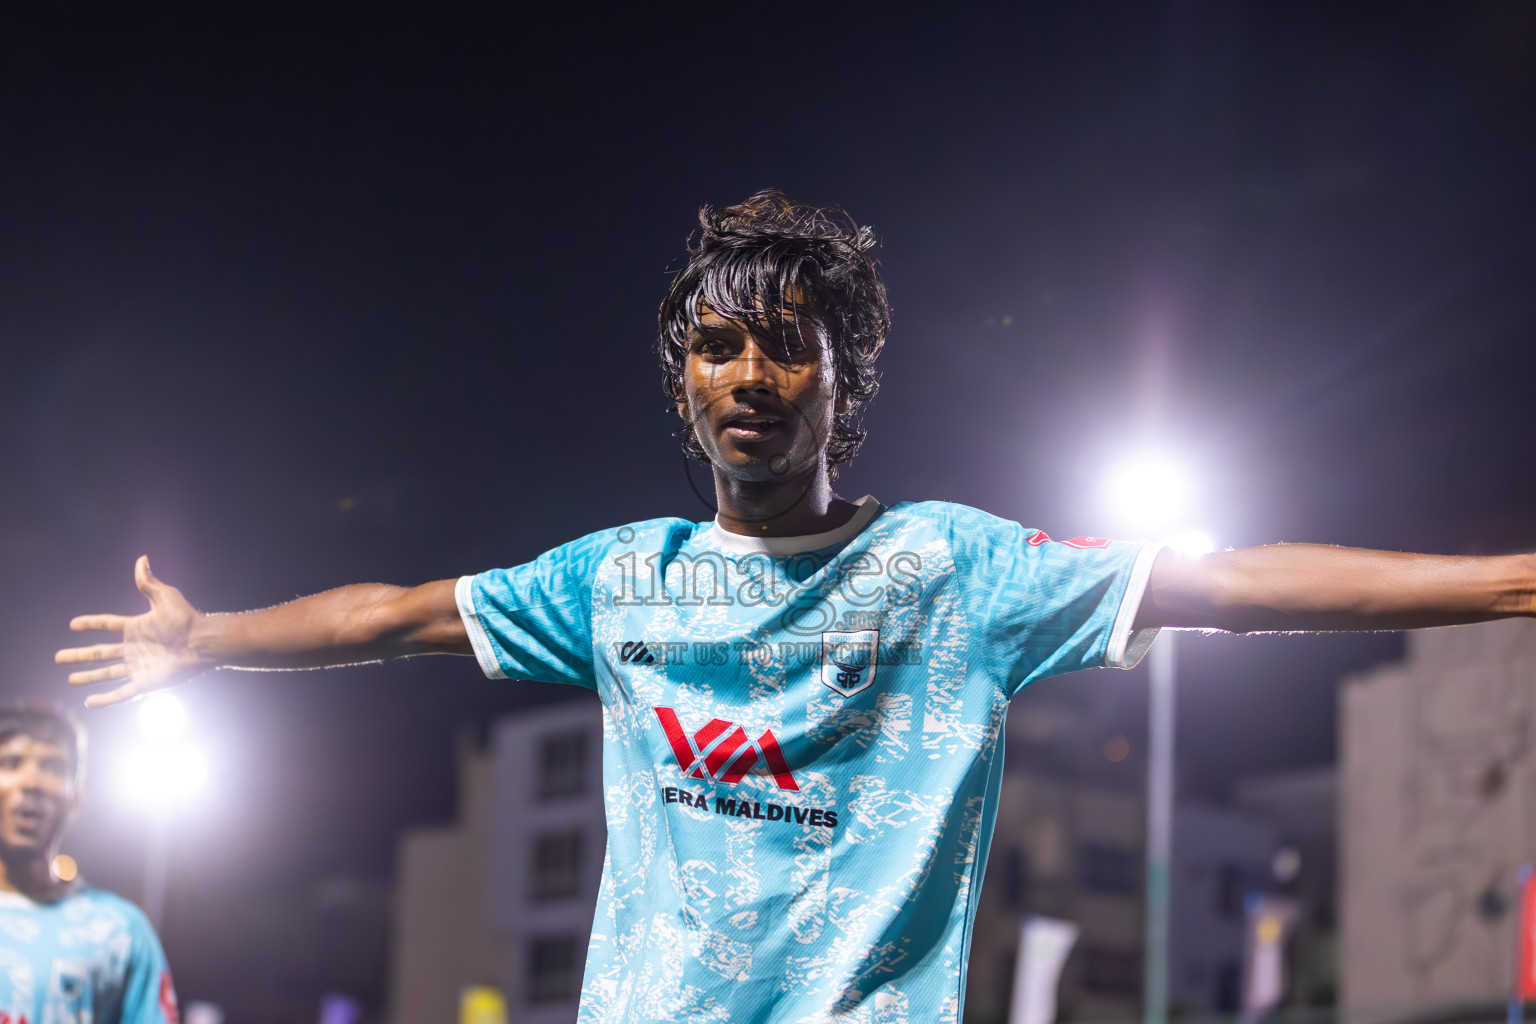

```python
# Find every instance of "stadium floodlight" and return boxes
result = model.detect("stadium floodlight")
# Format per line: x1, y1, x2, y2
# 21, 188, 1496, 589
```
124, 693, 206, 809
1101, 452, 1198, 537
137, 693, 189, 743
121, 743, 209, 809
122, 691, 209, 928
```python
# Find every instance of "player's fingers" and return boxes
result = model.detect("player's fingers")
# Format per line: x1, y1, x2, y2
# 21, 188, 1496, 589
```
69, 614, 130, 633
134, 555, 161, 599
55, 644, 124, 666
66, 664, 129, 687
84, 682, 140, 709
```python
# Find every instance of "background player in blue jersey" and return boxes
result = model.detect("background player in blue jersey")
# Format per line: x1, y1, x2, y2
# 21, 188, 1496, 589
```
56, 192, 1535, 1023
0, 704, 179, 1024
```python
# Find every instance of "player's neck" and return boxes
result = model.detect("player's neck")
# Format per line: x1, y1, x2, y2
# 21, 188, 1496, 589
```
711, 464, 855, 538
0, 851, 59, 901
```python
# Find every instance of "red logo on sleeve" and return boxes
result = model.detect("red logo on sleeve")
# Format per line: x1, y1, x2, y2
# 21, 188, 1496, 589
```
1027, 531, 1111, 550
159, 971, 180, 1024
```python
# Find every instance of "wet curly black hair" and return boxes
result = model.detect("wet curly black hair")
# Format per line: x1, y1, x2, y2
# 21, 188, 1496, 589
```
657, 190, 890, 471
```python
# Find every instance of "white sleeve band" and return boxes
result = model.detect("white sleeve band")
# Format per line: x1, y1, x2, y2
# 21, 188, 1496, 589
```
455, 575, 506, 680
1105, 543, 1163, 669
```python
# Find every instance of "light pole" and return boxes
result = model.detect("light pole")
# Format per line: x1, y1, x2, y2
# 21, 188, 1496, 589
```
122, 693, 208, 929
1142, 532, 1212, 1024
142, 809, 170, 930
1102, 456, 1213, 1024
1144, 629, 1176, 1024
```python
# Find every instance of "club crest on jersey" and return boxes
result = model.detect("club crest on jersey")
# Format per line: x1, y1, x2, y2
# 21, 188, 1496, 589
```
820, 628, 879, 697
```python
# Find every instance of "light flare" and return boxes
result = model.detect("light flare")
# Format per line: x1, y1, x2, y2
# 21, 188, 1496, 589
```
121, 743, 208, 808
137, 693, 189, 742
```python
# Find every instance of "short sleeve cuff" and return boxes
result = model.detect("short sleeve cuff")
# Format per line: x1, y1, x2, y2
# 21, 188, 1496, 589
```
1105, 544, 1163, 669
455, 575, 507, 680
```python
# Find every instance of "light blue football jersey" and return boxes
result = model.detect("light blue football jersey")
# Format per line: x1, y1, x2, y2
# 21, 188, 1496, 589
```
458, 498, 1161, 1024
0, 886, 177, 1024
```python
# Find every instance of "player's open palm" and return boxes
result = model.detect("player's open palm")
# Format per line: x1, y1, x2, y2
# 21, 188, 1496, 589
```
55, 556, 207, 708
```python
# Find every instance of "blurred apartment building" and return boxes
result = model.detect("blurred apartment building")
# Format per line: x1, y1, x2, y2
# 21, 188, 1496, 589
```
1233, 766, 1339, 1009
388, 695, 605, 1024
1341, 618, 1536, 1022
964, 701, 1311, 1024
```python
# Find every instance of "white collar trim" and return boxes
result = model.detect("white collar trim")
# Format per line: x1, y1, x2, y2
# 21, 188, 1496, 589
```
707, 495, 881, 555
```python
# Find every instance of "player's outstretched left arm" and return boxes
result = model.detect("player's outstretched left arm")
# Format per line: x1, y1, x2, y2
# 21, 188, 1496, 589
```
1134, 544, 1536, 634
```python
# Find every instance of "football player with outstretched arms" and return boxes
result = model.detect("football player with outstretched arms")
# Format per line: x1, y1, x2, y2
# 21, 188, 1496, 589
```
57, 193, 1535, 1024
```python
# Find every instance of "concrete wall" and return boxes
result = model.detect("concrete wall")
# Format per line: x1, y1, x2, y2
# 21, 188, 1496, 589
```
1341, 619, 1536, 1020
387, 748, 504, 1024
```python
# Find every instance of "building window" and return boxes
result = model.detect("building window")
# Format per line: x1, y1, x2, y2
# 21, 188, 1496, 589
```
1002, 845, 1029, 908
1079, 844, 1140, 895
531, 829, 584, 902
538, 730, 587, 800
527, 935, 582, 1003
1080, 947, 1141, 995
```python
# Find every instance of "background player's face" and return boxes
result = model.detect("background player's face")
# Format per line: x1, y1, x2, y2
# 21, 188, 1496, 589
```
0, 734, 75, 856
679, 302, 839, 484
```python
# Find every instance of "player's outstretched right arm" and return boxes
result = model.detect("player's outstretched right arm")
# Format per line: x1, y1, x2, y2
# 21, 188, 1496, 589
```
55, 555, 469, 708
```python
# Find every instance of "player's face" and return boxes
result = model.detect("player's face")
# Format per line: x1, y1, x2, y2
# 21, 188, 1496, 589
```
0, 734, 74, 855
679, 302, 838, 484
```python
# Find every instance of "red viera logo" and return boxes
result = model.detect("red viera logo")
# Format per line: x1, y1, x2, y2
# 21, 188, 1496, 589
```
1026, 530, 1051, 546
653, 707, 800, 791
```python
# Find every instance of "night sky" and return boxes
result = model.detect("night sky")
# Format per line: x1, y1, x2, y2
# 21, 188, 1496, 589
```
3, 3, 1535, 1019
